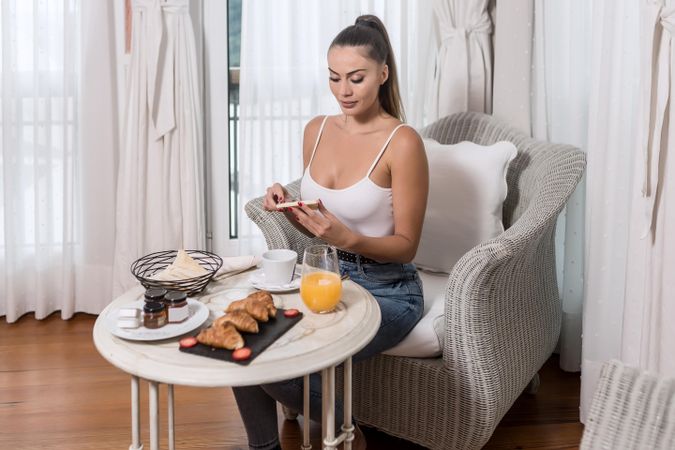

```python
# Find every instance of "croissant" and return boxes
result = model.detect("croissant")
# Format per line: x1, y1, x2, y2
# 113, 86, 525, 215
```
247, 291, 277, 318
245, 299, 270, 322
196, 323, 244, 350
267, 304, 277, 317
225, 298, 248, 313
215, 310, 259, 334
226, 291, 277, 319
264, 300, 277, 318
254, 298, 276, 318
255, 294, 276, 318
249, 290, 274, 305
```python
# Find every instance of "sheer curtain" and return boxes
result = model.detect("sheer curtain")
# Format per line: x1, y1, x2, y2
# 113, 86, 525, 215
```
492, 0, 590, 372
620, 0, 675, 378
531, 0, 592, 372
580, 0, 639, 421
0, 1, 119, 322
516, 0, 661, 423
492, 0, 533, 132
237, 0, 434, 254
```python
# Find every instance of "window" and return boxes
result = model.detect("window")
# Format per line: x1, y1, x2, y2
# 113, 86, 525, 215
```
228, 0, 241, 239
203, 0, 241, 255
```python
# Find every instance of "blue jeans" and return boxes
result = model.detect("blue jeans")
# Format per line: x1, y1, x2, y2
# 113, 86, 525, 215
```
232, 260, 424, 450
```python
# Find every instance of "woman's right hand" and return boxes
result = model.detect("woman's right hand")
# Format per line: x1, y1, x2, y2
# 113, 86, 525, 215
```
263, 183, 289, 211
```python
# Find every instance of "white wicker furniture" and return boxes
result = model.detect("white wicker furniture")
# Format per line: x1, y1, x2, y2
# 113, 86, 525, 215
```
245, 112, 586, 449
580, 360, 675, 450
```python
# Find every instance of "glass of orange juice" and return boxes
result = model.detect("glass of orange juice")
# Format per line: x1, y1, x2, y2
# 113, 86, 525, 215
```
300, 245, 342, 314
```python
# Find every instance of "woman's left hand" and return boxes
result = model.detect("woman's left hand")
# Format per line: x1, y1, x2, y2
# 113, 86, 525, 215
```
289, 200, 355, 249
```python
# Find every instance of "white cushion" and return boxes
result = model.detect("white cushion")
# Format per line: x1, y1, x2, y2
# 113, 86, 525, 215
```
383, 139, 517, 358
383, 270, 448, 357
414, 139, 517, 274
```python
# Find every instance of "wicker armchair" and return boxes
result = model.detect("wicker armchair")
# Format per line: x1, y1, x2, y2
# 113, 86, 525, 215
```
245, 112, 586, 449
580, 360, 675, 449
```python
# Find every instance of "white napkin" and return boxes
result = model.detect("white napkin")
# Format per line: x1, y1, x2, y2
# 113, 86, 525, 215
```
150, 249, 208, 280
213, 255, 262, 280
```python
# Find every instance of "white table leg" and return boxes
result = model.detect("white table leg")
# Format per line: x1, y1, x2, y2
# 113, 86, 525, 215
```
149, 381, 160, 450
322, 366, 336, 450
130, 376, 144, 450
341, 357, 354, 450
302, 374, 311, 450
168, 384, 175, 450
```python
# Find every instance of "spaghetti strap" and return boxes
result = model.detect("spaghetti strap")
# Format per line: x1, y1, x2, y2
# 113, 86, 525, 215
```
307, 115, 330, 168
366, 124, 409, 176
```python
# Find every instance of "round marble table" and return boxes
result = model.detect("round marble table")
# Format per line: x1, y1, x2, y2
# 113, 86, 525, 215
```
93, 269, 381, 450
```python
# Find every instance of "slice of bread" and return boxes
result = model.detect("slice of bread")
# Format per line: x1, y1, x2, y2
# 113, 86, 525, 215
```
276, 200, 319, 210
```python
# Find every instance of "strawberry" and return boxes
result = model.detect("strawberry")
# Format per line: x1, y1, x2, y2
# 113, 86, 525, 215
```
232, 347, 252, 361
179, 336, 198, 348
283, 309, 300, 318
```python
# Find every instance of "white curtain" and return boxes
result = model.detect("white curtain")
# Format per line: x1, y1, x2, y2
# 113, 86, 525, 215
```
237, 0, 434, 254
0, 1, 119, 322
492, 0, 590, 372
622, 0, 675, 380
528, 0, 673, 424
425, 0, 492, 123
580, 0, 640, 421
492, 0, 532, 133
113, 0, 205, 295
531, 0, 592, 372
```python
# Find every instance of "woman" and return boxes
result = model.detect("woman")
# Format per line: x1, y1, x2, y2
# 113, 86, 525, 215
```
233, 15, 428, 450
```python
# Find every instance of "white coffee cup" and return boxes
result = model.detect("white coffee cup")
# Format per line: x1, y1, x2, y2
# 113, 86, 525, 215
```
261, 249, 298, 285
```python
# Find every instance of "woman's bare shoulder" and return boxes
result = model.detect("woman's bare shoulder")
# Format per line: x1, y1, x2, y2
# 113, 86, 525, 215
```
388, 125, 427, 185
304, 115, 329, 138
302, 115, 329, 166
390, 124, 424, 157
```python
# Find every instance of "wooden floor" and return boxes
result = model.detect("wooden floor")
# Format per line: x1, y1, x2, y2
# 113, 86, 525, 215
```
0, 313, 583, 449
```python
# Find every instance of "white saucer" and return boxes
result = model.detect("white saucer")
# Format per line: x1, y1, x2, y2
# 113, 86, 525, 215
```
249, 269, 301, 293
105, 298, 209, 341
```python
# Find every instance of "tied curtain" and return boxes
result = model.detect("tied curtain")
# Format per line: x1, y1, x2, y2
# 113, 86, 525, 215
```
237, 0, 434, 254
621, 0, 675, 377
0, 0, 205, 320
581, 0, 675, 419
113, 0, 205, 295
0, 1, 118, 322
426, 0, 493, 122
429, 0, 587, 374
578, 0, 675, 422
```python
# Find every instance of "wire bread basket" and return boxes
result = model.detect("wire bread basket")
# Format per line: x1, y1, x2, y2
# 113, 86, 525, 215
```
130, 249, 223, 296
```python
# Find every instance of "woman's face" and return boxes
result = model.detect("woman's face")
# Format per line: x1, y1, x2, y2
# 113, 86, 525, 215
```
327, 45, 388, 116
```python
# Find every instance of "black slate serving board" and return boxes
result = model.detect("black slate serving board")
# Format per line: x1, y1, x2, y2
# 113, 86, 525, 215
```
179, 309, 303, 365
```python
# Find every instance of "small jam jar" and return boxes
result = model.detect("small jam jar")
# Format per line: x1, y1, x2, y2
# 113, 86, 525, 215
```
144, 288, 168, 304
143, 301, 167, 329
163, 291, 189, 323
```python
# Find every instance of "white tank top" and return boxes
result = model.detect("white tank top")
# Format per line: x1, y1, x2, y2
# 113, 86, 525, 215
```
300, 115, 409, 238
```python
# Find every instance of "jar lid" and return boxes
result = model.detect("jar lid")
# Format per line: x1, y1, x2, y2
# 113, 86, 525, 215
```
143, 301, 166, 313
164, 291, 188, 303
144, 288, 168, 301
